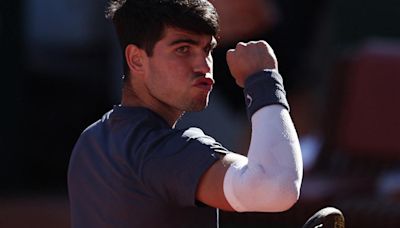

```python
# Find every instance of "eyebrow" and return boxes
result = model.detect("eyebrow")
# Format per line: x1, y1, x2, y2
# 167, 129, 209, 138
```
169, 37, 218, 49
169, 38, 199, 46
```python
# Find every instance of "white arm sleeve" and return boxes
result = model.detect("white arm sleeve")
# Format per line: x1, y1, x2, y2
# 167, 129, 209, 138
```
223, 105, 303, 212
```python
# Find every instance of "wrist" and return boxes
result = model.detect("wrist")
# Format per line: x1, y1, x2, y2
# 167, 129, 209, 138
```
243, 70, 289, 121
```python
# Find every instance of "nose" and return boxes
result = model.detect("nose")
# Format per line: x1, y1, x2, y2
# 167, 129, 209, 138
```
193, 55, 213, 76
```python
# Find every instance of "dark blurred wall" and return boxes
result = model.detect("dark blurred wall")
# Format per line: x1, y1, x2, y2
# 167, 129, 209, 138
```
310, 0, 400, 91
1, 0, 122, 195
0, 1, 24, 193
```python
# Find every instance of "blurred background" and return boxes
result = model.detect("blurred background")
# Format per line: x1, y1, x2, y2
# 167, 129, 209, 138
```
1, 0, 400, 227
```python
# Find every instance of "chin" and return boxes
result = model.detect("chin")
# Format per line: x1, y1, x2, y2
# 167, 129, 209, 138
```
184, 93, 210, 112
186, 100, 209, 112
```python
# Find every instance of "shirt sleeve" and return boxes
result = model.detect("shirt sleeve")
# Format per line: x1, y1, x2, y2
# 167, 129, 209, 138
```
137, 127, 229, 207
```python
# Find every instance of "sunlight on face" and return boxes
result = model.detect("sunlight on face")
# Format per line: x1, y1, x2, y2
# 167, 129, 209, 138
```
144, 27, 217, 113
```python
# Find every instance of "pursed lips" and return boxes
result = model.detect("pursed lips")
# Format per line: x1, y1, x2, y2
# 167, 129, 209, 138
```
193, 77, 214, 91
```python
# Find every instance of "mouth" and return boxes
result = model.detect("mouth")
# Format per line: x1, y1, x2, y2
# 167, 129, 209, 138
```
194, 78, 214, 91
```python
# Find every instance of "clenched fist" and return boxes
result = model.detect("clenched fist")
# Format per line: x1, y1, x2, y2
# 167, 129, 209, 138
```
226, 41, 278, 87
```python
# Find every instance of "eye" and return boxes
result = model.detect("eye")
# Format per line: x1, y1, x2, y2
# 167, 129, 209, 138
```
176, 46, 190, 54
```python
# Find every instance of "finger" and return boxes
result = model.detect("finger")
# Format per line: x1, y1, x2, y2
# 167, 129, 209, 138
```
226, 49, 236, 64
236, 42, 247, 48
235, 42, 248, 53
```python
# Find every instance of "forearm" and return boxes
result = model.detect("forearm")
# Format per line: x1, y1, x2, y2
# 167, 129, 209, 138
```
223, 71, 303, 212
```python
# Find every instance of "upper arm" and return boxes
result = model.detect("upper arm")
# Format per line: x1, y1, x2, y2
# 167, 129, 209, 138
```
196, 149, 300, 213
195, 153, 246, 211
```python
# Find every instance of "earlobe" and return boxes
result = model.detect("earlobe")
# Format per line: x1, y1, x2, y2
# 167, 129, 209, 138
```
125, 44, 145, 74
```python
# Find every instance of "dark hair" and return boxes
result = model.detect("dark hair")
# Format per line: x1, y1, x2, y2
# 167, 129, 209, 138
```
106, 0, 219, 76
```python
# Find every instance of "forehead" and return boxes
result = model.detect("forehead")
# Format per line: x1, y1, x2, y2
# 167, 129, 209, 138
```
160, 26, 217, 46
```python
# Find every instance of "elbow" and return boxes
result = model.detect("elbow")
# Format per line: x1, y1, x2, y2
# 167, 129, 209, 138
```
241, 173, 301, 212
223, 160, 302, 213
272, 176, 301, 212
277, 183, 300, 211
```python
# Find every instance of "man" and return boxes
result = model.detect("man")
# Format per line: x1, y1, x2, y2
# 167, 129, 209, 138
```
68, 0, 303, 227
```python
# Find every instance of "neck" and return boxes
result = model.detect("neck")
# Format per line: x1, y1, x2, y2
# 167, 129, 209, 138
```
121, 83, 183, 128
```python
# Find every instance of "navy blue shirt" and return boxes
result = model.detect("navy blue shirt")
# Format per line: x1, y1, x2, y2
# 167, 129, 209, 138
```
68, 106, 229, 227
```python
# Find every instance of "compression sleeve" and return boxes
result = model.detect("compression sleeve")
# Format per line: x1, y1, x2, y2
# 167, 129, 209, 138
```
223, 70, 303, 212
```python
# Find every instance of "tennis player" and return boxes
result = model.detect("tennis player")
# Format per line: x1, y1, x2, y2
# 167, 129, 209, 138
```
68, 0, 303, 227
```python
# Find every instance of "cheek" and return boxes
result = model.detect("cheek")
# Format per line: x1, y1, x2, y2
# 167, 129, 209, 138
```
162, 59, 192, 84
146, 52, 195, 89
148, 60, 189, 95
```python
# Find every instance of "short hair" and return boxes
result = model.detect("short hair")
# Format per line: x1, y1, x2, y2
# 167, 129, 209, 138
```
106, 0, 220, 76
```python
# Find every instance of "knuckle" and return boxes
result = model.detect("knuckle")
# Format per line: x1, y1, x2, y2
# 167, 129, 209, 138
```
237, 42, 246, 46
236, 42, 247, 50
226, 50, 235, 61
226, 49, 234, 56
256, 41, 268, 49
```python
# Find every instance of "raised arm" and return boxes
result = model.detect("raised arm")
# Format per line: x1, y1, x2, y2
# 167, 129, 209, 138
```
196, 41, 303, 212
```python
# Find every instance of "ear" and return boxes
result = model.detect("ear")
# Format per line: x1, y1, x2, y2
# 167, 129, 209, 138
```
125, 44, 145, 75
